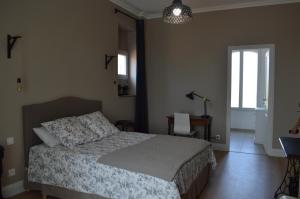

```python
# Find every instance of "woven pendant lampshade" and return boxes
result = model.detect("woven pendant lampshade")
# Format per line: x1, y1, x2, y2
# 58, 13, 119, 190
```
163, 0, 192, 24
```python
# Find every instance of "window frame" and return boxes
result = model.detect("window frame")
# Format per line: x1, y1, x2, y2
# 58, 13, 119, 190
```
230, 49, 260, 110
230, 50, 241, 108
117, 51, 129, 79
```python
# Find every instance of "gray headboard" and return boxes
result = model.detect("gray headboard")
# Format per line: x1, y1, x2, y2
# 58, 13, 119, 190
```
22, 97, 102, 168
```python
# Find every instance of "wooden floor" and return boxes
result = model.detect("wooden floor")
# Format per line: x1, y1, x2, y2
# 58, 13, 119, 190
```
230, 131, 266, 155
9, 151, 286, 199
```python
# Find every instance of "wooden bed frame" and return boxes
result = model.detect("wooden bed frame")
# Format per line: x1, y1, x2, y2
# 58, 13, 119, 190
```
23, 97, 210, 199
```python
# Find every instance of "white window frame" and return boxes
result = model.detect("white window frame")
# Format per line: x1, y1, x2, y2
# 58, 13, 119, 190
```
230, 49, 260, 110
117, 51, 129, 79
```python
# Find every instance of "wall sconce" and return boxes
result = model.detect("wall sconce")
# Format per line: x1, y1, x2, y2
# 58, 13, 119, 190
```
7, 34, 22, 59
105, 54, 116, 70
17, 78, 23, 92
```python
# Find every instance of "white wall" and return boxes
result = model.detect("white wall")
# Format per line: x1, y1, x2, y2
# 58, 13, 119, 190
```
231, 109, 256, 130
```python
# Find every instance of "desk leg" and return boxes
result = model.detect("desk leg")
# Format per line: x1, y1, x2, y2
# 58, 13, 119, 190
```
208, 127, 211, 141
204, 126, 208, 141
204, 123, 212, 141
168, 121, 172, 135
274, 158, 299, 198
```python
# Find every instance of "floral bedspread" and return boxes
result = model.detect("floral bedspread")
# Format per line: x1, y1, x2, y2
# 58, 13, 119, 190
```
28, 132, 216, 199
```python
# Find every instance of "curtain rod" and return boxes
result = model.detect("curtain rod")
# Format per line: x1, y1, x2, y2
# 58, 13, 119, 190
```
115, 8, 138, 21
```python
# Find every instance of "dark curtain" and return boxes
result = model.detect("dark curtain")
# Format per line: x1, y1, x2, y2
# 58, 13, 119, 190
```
135, 19, 148, 133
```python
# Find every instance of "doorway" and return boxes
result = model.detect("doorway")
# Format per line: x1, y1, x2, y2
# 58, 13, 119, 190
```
226, 45, 275, 155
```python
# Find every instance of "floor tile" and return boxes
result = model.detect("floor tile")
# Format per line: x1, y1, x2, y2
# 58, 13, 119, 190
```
230, 131, 266, 155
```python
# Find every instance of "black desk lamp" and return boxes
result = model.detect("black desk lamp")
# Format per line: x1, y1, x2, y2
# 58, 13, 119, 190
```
186, 91, 210, 118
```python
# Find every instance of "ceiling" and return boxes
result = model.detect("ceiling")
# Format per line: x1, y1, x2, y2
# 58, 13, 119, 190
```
110, 0, 300, 18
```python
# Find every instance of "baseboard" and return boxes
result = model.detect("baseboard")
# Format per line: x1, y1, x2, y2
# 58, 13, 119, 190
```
254, 140, 263, 145
231, 128, 255, 133
266, 148, 285, 157
212, 142, 284, 157
2, 180, 25, 198
212, 143, 229, 151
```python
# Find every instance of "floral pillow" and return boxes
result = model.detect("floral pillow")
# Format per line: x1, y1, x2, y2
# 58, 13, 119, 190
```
42, 117, 98, 148
78, 111, 120, 140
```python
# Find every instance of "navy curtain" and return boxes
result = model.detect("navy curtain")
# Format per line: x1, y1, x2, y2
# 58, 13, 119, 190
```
135, 19, 148, 133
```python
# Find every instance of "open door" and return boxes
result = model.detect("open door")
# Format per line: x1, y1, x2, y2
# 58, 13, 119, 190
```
227, 44, 275, 155
255, 49, 270, 146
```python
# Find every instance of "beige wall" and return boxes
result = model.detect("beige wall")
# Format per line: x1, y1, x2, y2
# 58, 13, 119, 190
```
0, 0, 135, 186
146, 4, 300, 147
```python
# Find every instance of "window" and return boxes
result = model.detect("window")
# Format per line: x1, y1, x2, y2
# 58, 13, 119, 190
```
118, 53, 128, 77
231, 51, 240, 108
231, 50, 258, 109
242, 51, 258, 108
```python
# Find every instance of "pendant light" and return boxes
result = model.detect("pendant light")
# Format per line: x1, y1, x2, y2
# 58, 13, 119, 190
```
163, 0, 192, 24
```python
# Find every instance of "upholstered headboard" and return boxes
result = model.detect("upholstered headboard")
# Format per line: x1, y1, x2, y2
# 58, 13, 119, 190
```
22, 97, 102, 175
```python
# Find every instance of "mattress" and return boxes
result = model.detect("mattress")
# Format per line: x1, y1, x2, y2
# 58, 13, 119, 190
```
28, 132, 216, 199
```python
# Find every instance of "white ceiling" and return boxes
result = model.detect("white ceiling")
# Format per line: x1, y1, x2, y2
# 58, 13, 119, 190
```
110, 0, 300, 18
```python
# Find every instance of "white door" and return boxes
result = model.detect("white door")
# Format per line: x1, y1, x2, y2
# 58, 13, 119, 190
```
255, 49, 270, 145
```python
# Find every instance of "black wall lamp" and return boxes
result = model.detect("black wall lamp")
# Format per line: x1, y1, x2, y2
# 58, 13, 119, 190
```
105, 54, 116, 70
7, 34, 22, 59
186, 91, 211, 118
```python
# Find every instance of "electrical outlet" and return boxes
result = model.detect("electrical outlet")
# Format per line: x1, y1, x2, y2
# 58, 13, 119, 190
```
215, 134, 221, 141
8, 168, 16, 177
6, 137, 14, 145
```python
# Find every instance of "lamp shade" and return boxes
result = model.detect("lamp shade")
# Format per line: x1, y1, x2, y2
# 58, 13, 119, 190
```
186, 92, 195, 100
163, 0, 192, 24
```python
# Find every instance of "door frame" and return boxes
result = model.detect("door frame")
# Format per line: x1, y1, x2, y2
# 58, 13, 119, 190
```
226, 44, 275, 155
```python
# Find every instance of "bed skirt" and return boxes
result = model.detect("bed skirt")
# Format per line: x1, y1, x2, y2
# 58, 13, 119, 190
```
27, 164, 210, 199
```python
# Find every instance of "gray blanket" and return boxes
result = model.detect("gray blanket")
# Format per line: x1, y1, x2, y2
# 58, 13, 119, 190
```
98, 135, 210, 181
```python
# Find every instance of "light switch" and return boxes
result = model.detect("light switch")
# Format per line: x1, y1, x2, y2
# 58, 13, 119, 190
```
7, 137, 14, 145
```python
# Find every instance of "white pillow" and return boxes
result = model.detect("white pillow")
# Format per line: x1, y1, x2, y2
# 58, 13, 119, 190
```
78, 111, 120, 140
41, 117, 96, 148
33, 127, 60, 147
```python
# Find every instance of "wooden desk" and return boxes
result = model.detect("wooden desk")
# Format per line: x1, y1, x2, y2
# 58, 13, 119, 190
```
167, 115, 212, 141
115, 120, 135, 132
274, 137, 300, 198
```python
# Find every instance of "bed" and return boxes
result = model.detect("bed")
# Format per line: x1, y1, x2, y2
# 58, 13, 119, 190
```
23, 97, 215, 199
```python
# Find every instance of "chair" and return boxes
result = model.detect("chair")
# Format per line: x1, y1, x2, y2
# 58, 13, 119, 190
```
278, 175, 300, 199
173, 113, 197, 137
